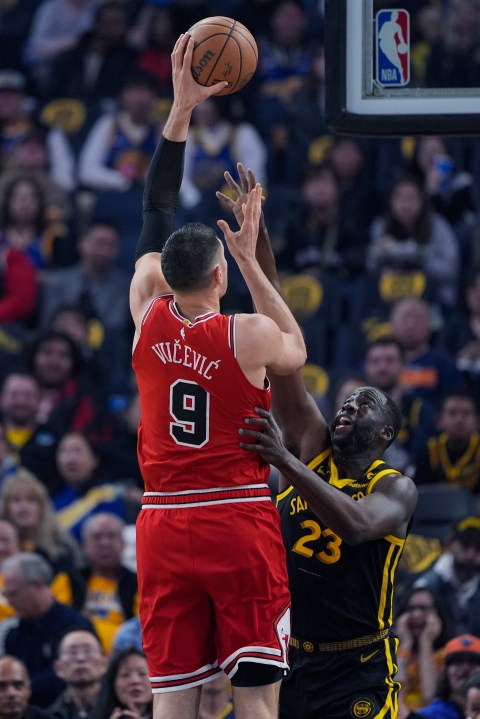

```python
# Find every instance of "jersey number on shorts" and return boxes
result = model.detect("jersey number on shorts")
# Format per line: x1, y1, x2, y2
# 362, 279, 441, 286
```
169, 379, 210, 448
292, 520, 342, 564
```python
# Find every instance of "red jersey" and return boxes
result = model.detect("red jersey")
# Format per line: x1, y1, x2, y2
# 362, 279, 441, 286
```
132, 295, 271, 494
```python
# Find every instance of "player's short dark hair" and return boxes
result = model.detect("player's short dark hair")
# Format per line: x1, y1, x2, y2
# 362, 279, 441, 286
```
161, 222, 221, 292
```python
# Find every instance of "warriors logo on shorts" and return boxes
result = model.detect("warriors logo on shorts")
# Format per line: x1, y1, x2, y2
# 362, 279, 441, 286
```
350, 698, 376, 718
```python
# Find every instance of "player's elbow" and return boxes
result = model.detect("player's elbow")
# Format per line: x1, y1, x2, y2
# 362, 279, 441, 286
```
291, 346, 307, 372
343, 529, 367, 546
340, 518, 372, 546
292, 341, 307, 369
274, 348, 307, 376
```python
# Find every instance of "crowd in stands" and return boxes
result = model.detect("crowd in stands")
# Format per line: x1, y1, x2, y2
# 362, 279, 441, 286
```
1, 0, 480, 717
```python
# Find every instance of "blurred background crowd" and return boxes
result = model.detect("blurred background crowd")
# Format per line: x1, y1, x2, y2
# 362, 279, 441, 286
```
0, 0, 480, 717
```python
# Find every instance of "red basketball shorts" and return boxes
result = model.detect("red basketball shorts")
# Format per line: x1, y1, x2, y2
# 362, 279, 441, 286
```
136, 497, 291, 693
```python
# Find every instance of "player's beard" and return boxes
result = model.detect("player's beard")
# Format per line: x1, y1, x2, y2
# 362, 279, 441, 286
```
331, 421, 380, 455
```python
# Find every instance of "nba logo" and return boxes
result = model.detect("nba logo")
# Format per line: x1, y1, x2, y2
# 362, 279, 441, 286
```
376, 9, 410, 87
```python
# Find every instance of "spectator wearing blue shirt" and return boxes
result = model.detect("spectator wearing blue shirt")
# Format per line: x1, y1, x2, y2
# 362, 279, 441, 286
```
52, 432, 139, 543
112, 615, 142, 654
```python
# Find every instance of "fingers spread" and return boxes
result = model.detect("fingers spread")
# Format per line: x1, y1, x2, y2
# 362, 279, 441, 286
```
208, 81, 229, 96
182, 35, 195, 64
216, 191, 231, 205
239, 428, 262, 438
254, 407, 269, 417
224, 172, 240, 195
216, 219, 230, 237
245, 416, 267, 428
172, 33, 185, 54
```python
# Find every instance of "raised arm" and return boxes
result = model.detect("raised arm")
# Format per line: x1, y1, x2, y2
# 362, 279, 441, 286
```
217, 165, 329, 461
217, 184, 306, 375
240, 408, 418, 542
129, 34, 228, 330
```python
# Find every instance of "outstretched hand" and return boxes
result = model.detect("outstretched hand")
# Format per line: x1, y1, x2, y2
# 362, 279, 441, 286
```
216, 162, 259, 228
239, 407, 289, 468
171, 34, 229, 113
217, 183, 263, 265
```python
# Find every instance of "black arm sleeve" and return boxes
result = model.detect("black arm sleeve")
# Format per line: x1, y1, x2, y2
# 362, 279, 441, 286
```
135, 136, 186, 260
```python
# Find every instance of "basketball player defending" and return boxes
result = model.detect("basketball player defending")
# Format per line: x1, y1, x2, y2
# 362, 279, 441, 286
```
130, 35, 306, 719
219, 165, 418, 719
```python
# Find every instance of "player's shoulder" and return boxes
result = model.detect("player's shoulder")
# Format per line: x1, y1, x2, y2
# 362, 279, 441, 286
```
143, 292, 172, 312
135, 292, 172, 329
233, 313, 283, 370
235, 312, 279, 340
370, 468, 417, 506
236, 312, 278, 328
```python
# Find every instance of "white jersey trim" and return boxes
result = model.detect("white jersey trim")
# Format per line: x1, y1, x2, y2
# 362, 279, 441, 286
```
169, 299, 218, 326
222, 645, 282, 664
150, 663, 219, 683
140, 294, 170, 327
151, 674, 221, 693
229, 314, 237, 356
142, 496, 271, 509
143, 483, 269, 497
226, 656, 289, 679
221, 645, 288, 679
150, 664, 222, 694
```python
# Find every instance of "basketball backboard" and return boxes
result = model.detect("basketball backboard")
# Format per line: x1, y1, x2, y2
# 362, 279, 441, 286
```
325, 0, 480, 135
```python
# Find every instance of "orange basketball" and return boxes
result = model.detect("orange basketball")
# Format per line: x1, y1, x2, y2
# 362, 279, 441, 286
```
187, 17, 258, 96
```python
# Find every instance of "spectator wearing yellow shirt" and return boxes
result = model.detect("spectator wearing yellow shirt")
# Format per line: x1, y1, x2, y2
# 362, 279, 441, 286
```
79, 513, 138, 654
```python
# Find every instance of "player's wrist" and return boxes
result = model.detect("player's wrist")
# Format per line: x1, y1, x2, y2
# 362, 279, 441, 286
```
163, 105, 193, 140
274, 445, 300, 476
259, 213, 268, 231
235, 255, 261, 274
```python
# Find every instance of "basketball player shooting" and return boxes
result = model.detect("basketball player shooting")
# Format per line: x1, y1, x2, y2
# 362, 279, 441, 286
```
130, 32, 306, 719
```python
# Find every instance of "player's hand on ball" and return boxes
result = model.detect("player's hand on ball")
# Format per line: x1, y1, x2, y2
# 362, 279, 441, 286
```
171, 34, 228, 111
187, 17, 258, 95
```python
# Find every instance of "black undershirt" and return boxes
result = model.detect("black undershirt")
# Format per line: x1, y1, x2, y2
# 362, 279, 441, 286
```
135, 136, 186, 260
